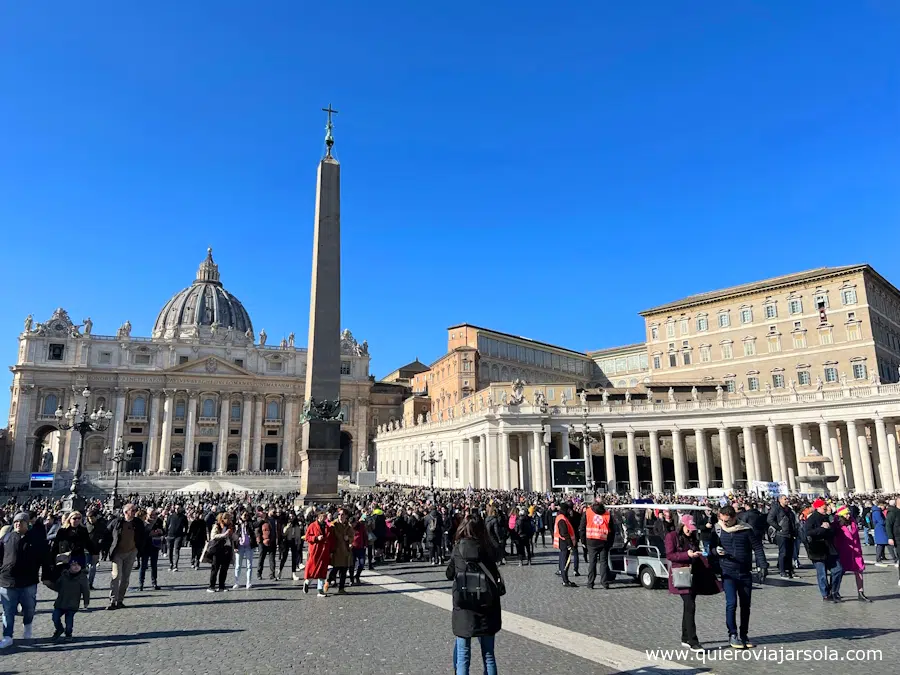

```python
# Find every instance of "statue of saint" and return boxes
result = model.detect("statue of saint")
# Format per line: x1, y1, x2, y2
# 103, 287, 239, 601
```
24, 315, 33, 332
288, 332, 295, 347
259, 329, 267, 346
691, 386, 699, 402
580, 390, 589, 406
82, 317, 92, 335
40, 449, 54, 473
668, 387, 676, 403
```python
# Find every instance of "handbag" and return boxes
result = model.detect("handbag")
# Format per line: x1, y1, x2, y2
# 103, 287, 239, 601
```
478, 562, 506, 597
671, 565, 693, 589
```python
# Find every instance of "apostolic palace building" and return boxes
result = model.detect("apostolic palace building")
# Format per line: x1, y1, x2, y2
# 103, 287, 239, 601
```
375, 264, 900, 496
3, 249, 375, 486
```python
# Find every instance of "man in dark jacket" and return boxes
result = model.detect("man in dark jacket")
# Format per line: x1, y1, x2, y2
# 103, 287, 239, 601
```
767, 495, 798, 578
165, 505, 188, 572
714, 505, 768, 649
256, 510, 278, 580
805, 499, 842, 601
84, 508, 109, 590
0, 512, 47, 648
514, 508, 534, 565
884, 497, 900, 585
424, 506, 443, 565
106, 503, 147, 610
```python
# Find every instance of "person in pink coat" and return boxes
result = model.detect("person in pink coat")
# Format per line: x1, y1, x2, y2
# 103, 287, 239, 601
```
833, 505, 872, 602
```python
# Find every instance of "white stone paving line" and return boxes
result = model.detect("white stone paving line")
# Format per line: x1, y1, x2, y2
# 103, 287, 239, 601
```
362, 571, 696, 673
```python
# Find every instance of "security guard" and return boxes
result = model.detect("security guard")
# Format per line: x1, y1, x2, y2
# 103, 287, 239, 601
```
554, 503, 577, 587
581, 497, 613, 589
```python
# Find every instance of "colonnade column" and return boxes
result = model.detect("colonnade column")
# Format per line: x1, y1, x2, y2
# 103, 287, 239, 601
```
158, 390, 174, 473
517, 434, 527, 490
480, 434, 488, 488
775, 427, 788, 489
695, 429, 709, 489
790, 423, 805, 489
251, 396, 263, 472
561, 427, 570, 460
672, 430, 685, 492
500, 432, 512, 490
741, 426, 756, 486
147, 390, 162, 473
855, 422, 875, 492
604, 430, 616, 493
649, 429, 662, 494
467, 437, 476, 488
532, 431, 543, 492
541, 431, 551, 492
824, 423, 845, 494
844, 420, 864, 491
886, 422, 900, 495
240, 392, 253, 471
719, 426, 733, 491
487, 433, 498, 489
766, 425, 781, 483
873, 417, 894, 493
626, 430, 638, 496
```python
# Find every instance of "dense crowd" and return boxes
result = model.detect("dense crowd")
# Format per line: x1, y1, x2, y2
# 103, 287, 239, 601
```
1, 487, 898, 673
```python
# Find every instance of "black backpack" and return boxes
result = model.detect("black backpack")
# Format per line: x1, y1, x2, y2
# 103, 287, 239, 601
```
455, 560, 502, 610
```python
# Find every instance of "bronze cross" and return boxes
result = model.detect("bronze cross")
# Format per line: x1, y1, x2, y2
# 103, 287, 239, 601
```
322, 104, 339, 125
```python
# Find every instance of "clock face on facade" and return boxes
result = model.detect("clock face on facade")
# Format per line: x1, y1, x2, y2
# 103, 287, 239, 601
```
54, 323, 64, 331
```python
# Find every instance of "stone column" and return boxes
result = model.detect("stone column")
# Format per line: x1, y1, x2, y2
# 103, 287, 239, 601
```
672, 429, 685, 493
500, 431, 511, 490
765, 425, 781, 483
604, 430, 616, 493
886, 422, 899, 496
184, 394, 197, 472
480, 434, 488, 488
217, 396, 230, 473
560, 427, 570, 460
649, 429, 662, 494
282, 396, 296, 473
251, 396, 263, 472
752, 430, 766, 481
790, 423, 805, 488
532, 431, 543, 492
465, 437, 475, 488
775, 427, 788, 489
240, 393, 253, 471
112, 389, 127, 451
695, 429, 709, 490
517, 435, 527, 490
486, 433, 498, 489
147, 390, 162, 473
824, 422, 845, 495
741, 426, 756, 486
626, 430, 639, 496
158, 390, 174, 473
719, 426, 733, 491
856, 422, 875, 493
844, 420, 864, 492
800, 425, 813, 479
874, 417, 894, 493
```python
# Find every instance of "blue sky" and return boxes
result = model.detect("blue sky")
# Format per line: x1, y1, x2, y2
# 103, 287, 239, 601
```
1, 2, 899, 416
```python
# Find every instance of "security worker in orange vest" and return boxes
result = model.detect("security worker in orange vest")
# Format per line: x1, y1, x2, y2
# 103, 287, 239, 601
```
580, 497, 614, 589
554, 503, 577, 587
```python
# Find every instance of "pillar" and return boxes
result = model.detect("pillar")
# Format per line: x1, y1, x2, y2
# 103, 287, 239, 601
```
887, 423, 900, 495
856, 422, 875, 492
604, 430, 616, 493
282, 395, 295, 473
479, 434, 488, 488
874, 417, 894, 493
672, 429, 685, 493
184, 394, 197, 472
467, 437, 476, 488
825, 422, 845, 495
742, 426, 757, 486
649, 429, 662, 494
240, 393, 253, 471
531, 431, 542, 492
766, 424, 781, 484
147, 391, 162, 473
719, 426, 733, 491
626, 430, 639, 496
251, 396, 263, 472
561, 427, 570, 460
800, 425, 812, 478
500, 432, 511, 490
845, 420, 864, 492
695, 429, 709, 490
217, 396, 230, 473
112, 388, 127, 452
158, 390, 174, 472
790, 423, 806, 489
487, 433, 498, 489
775, 427, 788, 490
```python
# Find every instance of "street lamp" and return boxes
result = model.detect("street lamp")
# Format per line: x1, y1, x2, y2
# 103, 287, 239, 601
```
104, 437, 134, 509
569, 417, 599, 494
55, 387, 114, 512
421, 442, 443, 490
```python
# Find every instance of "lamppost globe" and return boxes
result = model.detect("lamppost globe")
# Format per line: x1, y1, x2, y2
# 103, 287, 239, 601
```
54, 406, 63, 420
82, 387, 91, 400
105, 409, 113, 421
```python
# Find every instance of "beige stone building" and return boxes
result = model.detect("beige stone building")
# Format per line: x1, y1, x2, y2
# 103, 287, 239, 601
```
589, 343, 650, 389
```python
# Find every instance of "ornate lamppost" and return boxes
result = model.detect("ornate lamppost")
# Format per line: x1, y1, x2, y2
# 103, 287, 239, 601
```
104, 437, 134, 509
55, 387, 113, 512
568, 415, 599, 494
421, 442, 443, 490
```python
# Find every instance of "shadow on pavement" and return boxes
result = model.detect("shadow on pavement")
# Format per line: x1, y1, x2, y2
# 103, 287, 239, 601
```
754, 627, 900, 645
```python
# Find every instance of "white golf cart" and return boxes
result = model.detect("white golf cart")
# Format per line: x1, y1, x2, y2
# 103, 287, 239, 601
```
605, 504, 711, 590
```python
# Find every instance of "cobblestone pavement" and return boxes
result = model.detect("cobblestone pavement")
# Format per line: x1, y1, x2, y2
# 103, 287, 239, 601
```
1, 543, 895, 674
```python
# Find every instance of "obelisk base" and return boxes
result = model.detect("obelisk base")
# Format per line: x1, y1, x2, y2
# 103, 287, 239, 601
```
298, 420, 342, 504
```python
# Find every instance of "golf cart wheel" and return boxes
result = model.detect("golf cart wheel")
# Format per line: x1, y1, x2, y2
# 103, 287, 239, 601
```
639, 565, 657, 590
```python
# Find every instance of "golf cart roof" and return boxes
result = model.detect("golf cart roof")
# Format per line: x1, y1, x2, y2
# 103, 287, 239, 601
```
606, 504, 710, 511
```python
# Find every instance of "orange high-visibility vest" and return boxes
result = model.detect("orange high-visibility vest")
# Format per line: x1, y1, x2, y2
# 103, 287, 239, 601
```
553, 514, 575, 549
585, 512, 611, 541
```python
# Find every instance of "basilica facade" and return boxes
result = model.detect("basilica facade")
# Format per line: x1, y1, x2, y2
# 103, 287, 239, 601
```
4, 249, 373, 484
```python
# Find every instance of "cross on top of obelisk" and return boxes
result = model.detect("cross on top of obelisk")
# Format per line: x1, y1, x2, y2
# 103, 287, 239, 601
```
322, 104, 338, 157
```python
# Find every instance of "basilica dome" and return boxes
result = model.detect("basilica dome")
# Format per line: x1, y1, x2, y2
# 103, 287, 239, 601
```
152, 248, 253, 340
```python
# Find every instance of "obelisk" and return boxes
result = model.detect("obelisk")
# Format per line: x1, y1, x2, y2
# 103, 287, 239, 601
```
299, 105, 343, 502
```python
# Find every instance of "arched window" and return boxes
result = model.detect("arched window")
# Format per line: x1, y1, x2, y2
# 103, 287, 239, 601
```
230, 401, 241, 420
43, 394, 58, 415
175, 399, 186, 419
131, 396, 146, 417
226, 453, 239, 472
266, 400, 280, 420
202, 398, 215, 418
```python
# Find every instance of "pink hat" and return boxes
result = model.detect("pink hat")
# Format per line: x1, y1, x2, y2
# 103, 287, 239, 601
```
680, 514, 697, 532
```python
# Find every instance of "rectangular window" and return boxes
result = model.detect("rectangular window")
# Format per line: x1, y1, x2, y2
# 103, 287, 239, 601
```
231, 402, 241, 420
794, 321, 802, 329
788, 299, 802, 315
748, 377, 760, 391
455, 458, 459, 479
852, 363, 867, 380
743, 340, 756, 356
499, 342, 508, 359
268, 361, 283, 372
48, 344, 65, 361
700, 346, 711, 362
666, 323, 675, 338
718, 313, 730, 328
841, 288, 857, 305
179, 355, 189, 365
669, 353, 677, 367
134, 353, 151, 365
725, 379, 736, 393
547, 388, 555, 400
772, 373, 785, 388
340, 360, 351, 375
847, 311, 856, 321
174, 427, 184, 435
847, 325, 860, 341
551, 354, 560, 369
740, 308, 753, 324
792, 334, 806, 349
696, 317, 709, 332
824, 367, 838, 383
768, 337, 781, 353
683, 351, 692, 366
230, 428, 240, 435
650, 326, 659, 341
815, 294, 829, 309
680, 319, 689, 335
234, 358, 244, 368
765, 304, 777, 319
99, 351, 112, 364
798, 370, 811, 386
819, 328, 833, 345
652, 355, 661, 369
722, 343, 733, 360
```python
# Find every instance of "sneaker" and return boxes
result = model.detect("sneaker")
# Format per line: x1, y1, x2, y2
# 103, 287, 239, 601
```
303, 580, 310, 594
833, 593, 843, 602
245, 583, 252, 590
173, 567, 179, 572
297, 563, 305, 570
729, 635, 746, 649
338, 589, 348, 595
317, 591, 327, 598
686, 641, 704, 653
0, 636, 11, 649
206, 588, 216, 593
52, 629, 64, 641
232, 584, 240, 590
153, 585, 161, 591
22, 624, 32, 640
107, 603, 118, 611
292, 572, 300, 581
742, 638, 756, 648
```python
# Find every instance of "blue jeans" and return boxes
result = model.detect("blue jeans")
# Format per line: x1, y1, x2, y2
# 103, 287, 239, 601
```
453, 635, 497, 675
814, 557, 843, 598
0, 585, 37, 638
51, 608, 76, 635
235, 547, 254, 586
722, 574, 752, 638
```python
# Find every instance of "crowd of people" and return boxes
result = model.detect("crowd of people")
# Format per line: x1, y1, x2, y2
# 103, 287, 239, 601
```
0, 486, 898, 672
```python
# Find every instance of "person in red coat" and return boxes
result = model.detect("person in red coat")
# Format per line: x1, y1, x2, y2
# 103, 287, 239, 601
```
303, 511, 335, 597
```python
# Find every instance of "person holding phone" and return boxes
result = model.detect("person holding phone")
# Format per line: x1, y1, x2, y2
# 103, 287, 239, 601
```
206, 513, 237, 593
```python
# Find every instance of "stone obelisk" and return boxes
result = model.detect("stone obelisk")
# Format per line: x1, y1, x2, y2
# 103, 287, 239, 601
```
299, 105, 343, 502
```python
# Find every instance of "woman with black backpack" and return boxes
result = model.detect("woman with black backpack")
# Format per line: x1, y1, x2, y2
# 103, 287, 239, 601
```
445, 512, 503, 675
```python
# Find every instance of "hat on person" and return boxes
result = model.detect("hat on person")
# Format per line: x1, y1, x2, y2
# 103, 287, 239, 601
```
835, 505, 851, 519
12, 512, 29, 524
812, 498, 827, 509
680, 514, 697, 532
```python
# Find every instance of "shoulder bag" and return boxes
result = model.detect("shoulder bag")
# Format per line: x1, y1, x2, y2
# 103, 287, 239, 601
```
671, 564, 693, 589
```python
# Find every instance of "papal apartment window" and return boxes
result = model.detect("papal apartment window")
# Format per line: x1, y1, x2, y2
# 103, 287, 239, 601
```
772, 373, 785, 389
819, 328, 833, 346
650, 326, 659, 341
852, 363, 867, 380
680, 319, 689, 335
792, 334, 806, 349
340, 360, 351, 375
652, 355, 661, 370
748, 376, 760, 391
798, 370, 811, 386
743, 340, 756, 357
789, 299, 802, 315
768, 337, 781, 353
824, 367, 838, 383
722, 343, 734, 360
682, 351, 692, 366
134, 353, 151, 365
847, 325, 861, 341
98, 351, 112, 364
765, 304, 777, 319
696, 316, 709, 332
740, 308, 753, 324
668, 352, 677, 367
48, 344, 65, 361
815, 294, 829, 309
699, 346, 711, 363
841, 288, 858, 305
725, 379, 736, 393
718, 313, 730, 328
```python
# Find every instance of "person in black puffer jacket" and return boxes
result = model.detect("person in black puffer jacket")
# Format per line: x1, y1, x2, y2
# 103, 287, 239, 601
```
445, 512, 502, 675
484, 505, 505, 565
805, 499, 842, 601
50, 511, 98, 571
767, 496, 798, 578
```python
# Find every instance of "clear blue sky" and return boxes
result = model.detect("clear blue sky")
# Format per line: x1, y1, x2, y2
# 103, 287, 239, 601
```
2, 2, 898, 416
